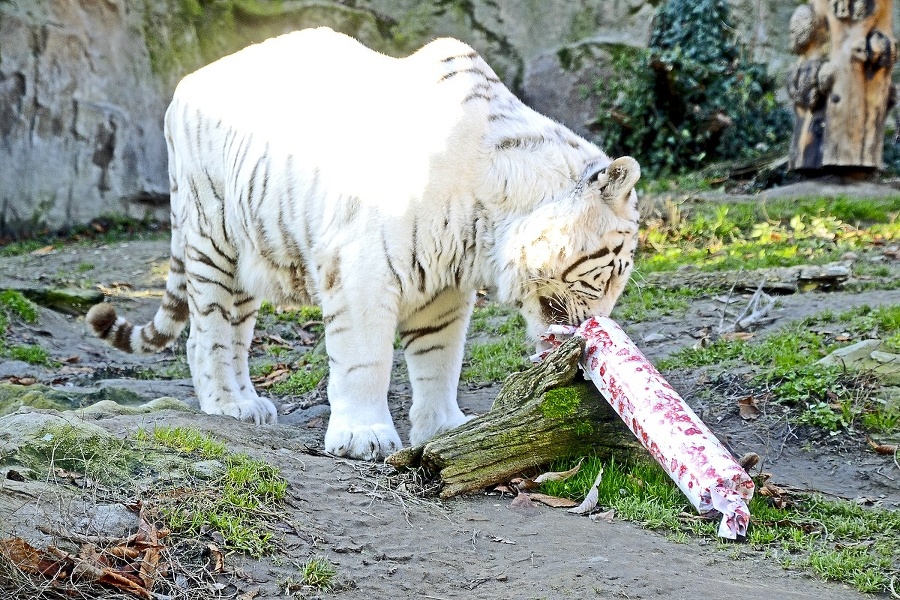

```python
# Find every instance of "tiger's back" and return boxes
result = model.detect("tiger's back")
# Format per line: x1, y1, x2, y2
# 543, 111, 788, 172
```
87, 28, 642, 460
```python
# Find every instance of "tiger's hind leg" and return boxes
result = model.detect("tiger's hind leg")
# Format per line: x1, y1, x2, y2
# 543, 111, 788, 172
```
231, 290, 275, 415
399, 288, 475, 446
184, 242, 277, 424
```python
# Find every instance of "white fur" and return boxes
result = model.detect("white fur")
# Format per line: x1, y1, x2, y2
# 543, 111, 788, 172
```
158, 27, 640, 459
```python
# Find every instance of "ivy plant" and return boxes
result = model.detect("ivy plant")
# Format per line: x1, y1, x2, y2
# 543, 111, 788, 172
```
593, 0, 791, 177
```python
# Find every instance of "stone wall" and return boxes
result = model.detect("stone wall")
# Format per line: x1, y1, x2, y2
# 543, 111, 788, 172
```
0, 0, 895, 235
0, 0, 170, 236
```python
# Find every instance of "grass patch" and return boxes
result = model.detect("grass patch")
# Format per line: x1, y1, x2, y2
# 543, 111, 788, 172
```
301, 555, 337, 591
269, 351, 328, 396
658, 304, 900, 433
540, 455, 900, 593
259, 302, 324, 334
22, 424, 142, 486
0, 290, 54, 366
639, 199, 900, 274
611, 282, 710, 321
137, 425, 288, 557
463, 304, 529, 383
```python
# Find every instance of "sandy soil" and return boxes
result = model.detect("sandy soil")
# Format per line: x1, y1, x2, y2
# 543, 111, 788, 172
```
1, 235, 898, 599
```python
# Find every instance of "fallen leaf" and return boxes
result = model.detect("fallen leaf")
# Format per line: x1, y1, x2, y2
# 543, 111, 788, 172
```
205, 543, 225, 574
0, 538, 68, 578
60, 355, 81, 364
568, 466, 604, 515
238, 589, 261, 600
5, 376, 37, 386
30, 245, 56, 256
533, 459, 584, 484
590, 509, 615, 524
737, 396, 761, 421
527, 493, 579, 508
490, 536, 516, 545
866, 437, 898, 455
721, 331, 754, 342
509, 493, 539, 511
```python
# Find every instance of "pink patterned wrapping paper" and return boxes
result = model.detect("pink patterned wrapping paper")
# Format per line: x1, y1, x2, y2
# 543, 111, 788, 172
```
540, 316, 754, 538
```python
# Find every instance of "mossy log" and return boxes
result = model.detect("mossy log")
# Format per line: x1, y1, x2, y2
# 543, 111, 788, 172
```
4, 286, 104, 315
386, 337, 643, 498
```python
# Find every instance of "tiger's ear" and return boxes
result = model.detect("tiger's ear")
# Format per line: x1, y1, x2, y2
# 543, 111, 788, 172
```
591, 156, 640, 203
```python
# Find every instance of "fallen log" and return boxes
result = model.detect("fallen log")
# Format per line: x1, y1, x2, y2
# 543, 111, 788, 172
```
386, 337, 643, 498
642, 261, 851, 293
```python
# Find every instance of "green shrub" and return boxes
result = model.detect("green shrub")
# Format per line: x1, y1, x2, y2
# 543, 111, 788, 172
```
593, 0, 790, 176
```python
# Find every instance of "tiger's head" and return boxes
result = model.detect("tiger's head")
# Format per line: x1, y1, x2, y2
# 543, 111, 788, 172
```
496, 156, 640, 347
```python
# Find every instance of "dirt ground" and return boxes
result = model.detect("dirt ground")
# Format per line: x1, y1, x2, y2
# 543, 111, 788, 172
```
0, 223, 898, 598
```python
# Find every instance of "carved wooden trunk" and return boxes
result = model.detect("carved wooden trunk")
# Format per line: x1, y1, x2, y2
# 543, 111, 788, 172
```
787, 0, 897, 170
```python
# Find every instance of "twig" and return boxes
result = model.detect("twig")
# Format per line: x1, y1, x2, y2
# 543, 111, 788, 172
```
717, 271, 741, 333
720, 279, 776, 333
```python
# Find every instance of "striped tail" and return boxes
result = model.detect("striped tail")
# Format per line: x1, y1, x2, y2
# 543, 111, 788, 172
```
86, 255, 190, 354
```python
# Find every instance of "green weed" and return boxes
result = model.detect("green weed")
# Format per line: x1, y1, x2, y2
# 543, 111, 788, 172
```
462, 335, 530, 383
463, 303, 530, 383
23, 425, 141, 486
269, 351, 328, 396
143, 426, 288, 557
658, 304, 900, 433
639, 201, 899, 274
259, 302, 324, 333
137, 425, 226, 458
301, 555, 337, 591
0, 291, 39, 323
611, 283, 709, 321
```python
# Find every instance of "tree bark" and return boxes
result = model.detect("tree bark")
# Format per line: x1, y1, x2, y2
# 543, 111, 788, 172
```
787, 0, 896, 171
386, 337, 643, 498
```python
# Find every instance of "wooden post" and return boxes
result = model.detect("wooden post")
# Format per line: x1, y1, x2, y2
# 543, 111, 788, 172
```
787, 0, 897, 171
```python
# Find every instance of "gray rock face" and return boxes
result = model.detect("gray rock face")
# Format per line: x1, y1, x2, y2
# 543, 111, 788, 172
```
0, 0, 169, 236
0, 0, 895, 235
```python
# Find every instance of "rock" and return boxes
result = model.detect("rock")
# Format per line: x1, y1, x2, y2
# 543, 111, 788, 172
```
11, 286, 105, 315
0, 0, 170, 235
817, 340, 900, 385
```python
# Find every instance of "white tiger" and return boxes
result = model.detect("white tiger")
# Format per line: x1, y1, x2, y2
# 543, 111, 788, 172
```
86, 27, 640, 460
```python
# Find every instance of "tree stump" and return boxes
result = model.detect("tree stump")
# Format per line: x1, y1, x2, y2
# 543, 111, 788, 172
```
386, 337, 643, 498
787, 0, 896, 171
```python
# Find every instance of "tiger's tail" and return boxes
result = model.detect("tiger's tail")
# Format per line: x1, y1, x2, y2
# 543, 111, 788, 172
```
86, 254, 190, 354
87, 112, 191, 354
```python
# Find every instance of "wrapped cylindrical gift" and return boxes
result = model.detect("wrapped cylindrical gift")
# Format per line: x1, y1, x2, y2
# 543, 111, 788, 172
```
540, 317, 754, 538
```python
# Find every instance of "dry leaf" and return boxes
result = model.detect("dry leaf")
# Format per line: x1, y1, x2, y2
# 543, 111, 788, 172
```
867, 437, 898, 455
590, 509, 615, 523
737, 396, 761, 421
509, 493, 539, 511
533, 458, 584, 484
30, 245, 55, 256
238, 589, 261, 600
721, 331, 754, 342
0, 538, 67, 578
205, 544, 225, 573
568, 466, 604, 515
5, 376, 37, 386
528, 493, 579, 508
490, 536, 516, 545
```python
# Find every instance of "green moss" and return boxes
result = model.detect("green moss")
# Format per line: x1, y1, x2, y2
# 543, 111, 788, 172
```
540, 385, 590, 420
19, 424, 143, 486
0, 291, 38, 324
0, 384, 155, 418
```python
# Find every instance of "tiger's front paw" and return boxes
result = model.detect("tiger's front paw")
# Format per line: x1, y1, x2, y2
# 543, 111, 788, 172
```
324, 421, 402, 460
204, 395, 278, 425
409, 409, 474, 446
